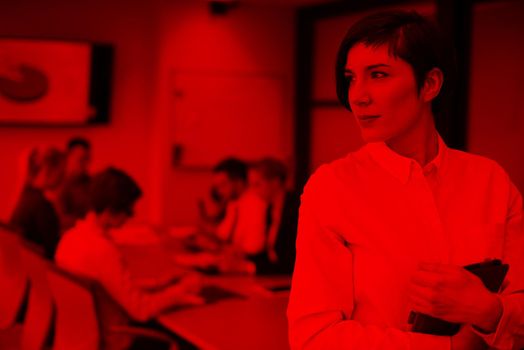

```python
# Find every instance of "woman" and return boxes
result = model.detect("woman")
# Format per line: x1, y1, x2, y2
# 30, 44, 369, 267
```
10, 146, 65, 259
55, 167, 203, 350
287, 11, 524, 350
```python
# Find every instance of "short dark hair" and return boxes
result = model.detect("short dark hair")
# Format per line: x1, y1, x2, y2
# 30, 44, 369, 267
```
251, 158, 288, 184
213, 158, 248, 182
67, 137, 91, 152
90, 167, 142, 215
335, 10, 452, 116
27, 147, 64, 181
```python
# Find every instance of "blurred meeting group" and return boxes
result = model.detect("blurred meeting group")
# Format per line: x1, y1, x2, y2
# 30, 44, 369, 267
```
1, 137, 298, 350
1, 0, 524, 349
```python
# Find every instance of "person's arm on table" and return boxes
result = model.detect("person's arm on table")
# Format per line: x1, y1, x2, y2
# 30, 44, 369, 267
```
98, 248, 204, 323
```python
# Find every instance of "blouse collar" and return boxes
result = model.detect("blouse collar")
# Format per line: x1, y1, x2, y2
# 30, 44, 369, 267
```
365, 134, 448, 184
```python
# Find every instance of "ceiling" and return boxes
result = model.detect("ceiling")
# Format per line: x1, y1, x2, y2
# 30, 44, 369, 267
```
200, 0, 342, 8
243, 0, 340, 6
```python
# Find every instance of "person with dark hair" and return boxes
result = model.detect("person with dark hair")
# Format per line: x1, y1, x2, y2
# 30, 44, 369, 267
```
248, 158, 299, 275
211, 158, 267, 257
55, 167, 203, 349
213, 157, 248, 183
67, 136, 90, 149
288, 10, 524, 350
212, 157, 248, 204
89, 167, 141, 218
199, 157, 249, 227
55, 136, 92, 231
189, 158, 267, 273
10, 146, 65, 259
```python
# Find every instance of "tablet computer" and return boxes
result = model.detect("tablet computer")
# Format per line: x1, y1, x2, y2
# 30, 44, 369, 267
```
409, 259, 509, 336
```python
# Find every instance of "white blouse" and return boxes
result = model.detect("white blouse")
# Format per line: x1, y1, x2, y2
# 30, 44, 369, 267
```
288, 136, 524, 350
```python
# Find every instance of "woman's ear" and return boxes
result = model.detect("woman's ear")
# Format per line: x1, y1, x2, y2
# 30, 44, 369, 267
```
422, 68, 444, 103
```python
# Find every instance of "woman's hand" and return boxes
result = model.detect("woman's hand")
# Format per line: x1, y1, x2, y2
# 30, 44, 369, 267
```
408, 263, 502, 332
451, 326, 487, 350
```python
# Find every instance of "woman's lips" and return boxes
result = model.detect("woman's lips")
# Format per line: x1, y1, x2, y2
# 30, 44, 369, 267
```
357, 115, 381, 127
358, 115, 381, 121
357, 115, 380, 127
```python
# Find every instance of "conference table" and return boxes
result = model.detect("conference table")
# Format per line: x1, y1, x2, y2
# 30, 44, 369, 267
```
159, 291, 289, 350
118, 241, 291, 350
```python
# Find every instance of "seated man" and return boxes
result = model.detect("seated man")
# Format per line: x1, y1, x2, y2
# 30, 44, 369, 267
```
195, 158, 265, 251
55, 167, 203, 349
198, 157, 249, 231
248, 158, 299, 275
192, 158, 267, 273
212, 164, 267, 259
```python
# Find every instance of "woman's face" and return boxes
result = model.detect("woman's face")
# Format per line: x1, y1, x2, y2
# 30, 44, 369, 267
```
345, 43, 427, 143
44, 162, 65, 190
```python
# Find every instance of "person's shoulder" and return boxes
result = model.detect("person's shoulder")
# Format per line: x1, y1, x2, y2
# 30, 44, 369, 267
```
307, 147, 365, 185
19, 186, 46, 205
57, 220, 114, 260
11, 186, 52, 221
56, 224, 86, 256
237, 190, 266, 210
303, 147, 365, 198
447, 148, 509, 179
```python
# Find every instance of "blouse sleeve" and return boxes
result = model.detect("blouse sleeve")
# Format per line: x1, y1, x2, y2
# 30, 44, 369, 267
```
287, 169, 450, 350
474, 178, 524, 349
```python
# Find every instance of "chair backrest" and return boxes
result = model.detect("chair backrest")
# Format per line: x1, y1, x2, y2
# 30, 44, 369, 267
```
0, 228, 28, 329
46, 266, 101, 350
19, 242, 54, 350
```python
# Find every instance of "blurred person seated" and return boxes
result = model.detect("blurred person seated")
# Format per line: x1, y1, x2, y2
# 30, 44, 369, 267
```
193, 157, 248, 251
10, 146, 65, 259
209, 158, 267, 258
55, 137, 92, 231
198, 157, 248, 230
248, 158, 299, 275
189, 158, 267, 273
211, 188, 267, 274
55, 167, 204, 349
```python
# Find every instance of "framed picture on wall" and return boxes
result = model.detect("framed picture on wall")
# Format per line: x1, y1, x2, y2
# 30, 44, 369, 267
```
0, 38, 113, 126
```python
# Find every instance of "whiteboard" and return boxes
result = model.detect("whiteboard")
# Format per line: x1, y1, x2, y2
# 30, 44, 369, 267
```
169, 71, 287, 167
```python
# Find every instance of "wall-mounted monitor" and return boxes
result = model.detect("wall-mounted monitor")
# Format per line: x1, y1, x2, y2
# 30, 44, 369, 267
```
0, 38, 113, 126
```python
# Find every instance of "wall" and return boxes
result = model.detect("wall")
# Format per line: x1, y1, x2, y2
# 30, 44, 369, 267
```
149, 1, 296, 225
0, 0, 296, 227
0, 0, 159, 221
468, 0, 524, 193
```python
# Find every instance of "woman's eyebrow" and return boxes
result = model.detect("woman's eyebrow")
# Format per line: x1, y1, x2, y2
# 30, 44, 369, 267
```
344, 63, 391, 74
366, 63, 390, 70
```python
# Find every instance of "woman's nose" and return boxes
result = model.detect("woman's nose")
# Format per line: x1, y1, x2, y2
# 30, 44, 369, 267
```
349, 82, 372, 108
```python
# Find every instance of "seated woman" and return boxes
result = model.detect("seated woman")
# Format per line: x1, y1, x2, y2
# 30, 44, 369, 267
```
55, 137, 93, 231
10, 146, 65, 259
55, 167, 204, 349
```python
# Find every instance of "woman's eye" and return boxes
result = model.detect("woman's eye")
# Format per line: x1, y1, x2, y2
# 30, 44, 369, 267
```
371, 71, 388, 79
344, 75, 354, 85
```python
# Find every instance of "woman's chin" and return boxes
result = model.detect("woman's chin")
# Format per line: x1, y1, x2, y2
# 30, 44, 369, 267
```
360, 130, 389, 143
